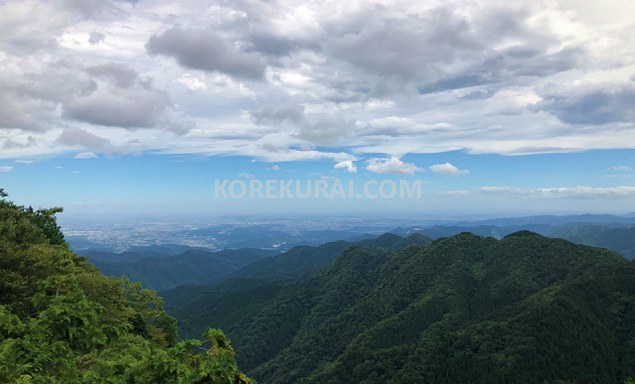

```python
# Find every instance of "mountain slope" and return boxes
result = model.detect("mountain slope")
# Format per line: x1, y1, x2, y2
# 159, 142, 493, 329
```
226, 232, 433, 283
213, 231, 635, 384
552, 224, 635, 259
163, 233, 433, 339
91, 248, 277, 291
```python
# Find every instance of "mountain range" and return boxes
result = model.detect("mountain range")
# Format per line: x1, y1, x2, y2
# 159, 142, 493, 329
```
184, 231, 635, 383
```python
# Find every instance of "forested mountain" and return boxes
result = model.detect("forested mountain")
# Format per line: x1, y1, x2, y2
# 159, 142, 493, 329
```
224, 240, 351, 282
0, 190, 252, 383
551, 224, 635, 260
182, 230, 635, 383
90, 248, 276, 291
162, 233, 433, 338
222, 232, 431, 283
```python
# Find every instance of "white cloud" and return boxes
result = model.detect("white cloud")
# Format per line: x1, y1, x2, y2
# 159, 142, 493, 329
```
74, 151, 98, 159
271, 165, 281, 171
334, 160, 357, 173
429, 162, 469, 176
368, 116, 415, 129
0, 165, 14, 173
177, 73, 207, 92
478, 186, 635, 199
15, 159, 34, 164
610, 165, 633, 172
366, 157, 421, 175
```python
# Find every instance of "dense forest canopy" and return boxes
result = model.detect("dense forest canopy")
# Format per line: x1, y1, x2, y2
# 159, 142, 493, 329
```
0, 189, 253, 383
171, 229, 635, 383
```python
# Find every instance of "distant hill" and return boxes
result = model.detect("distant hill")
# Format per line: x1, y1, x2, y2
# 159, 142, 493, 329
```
552, 224, 635, 259
457, 214, 635, 227
91, 248, 277, 291
393, 222, 635, 260
81, 243, 193, 263
180, 231, 635, 383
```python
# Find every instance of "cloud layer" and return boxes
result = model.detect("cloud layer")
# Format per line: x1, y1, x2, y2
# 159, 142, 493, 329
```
478, 186, 635, 199
1, 0, 635, 164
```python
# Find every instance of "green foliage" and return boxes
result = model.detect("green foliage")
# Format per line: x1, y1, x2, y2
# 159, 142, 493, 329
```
165, 279, 284, 340
0, 191, 253, 383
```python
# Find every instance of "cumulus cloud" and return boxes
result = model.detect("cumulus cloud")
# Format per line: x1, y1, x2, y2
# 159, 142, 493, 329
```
85, 63, 138, 88
0, 1, 69, 55
298, 115, 351, 146
429, 162, 469, 176
61, 0, 127, 19
56, 127, 115, 152
53, 63, 175, 130
249, 132, 356, 162
327, 8, 482, 83
334, 160, 357, 173
248, 34, 305, 57
177, 74, 207, 92
535, 86, 635, 125
146, 28, 266, 80
366, 157, 421, 175
0, 165, 14, 173
3, 137, 36, 149
0, 93, 48, 131
74, 151, 98, 159
251, 105, 305, 126
63, 80, 169, 128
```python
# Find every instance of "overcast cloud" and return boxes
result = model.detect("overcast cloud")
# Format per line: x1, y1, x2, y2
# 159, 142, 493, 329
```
1, 0, 635, 165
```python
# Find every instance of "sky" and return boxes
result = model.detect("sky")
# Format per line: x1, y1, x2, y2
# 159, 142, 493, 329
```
1, 0, 635, 218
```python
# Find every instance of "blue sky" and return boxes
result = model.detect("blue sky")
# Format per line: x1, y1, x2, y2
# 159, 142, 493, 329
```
2, 149, 634, 218
1, 1, 635, 218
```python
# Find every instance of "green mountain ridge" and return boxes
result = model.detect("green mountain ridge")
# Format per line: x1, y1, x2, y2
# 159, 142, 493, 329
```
190, 231, 635, 383
394, 223, 635, 259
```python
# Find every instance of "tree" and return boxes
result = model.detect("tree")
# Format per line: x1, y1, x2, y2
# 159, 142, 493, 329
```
0, 191, 254, 383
